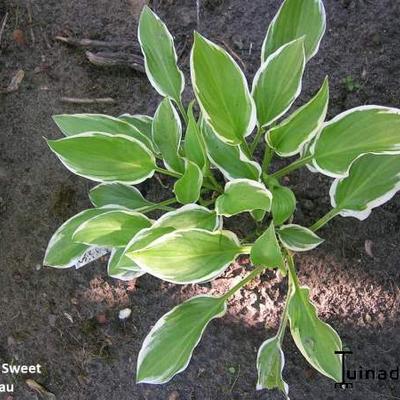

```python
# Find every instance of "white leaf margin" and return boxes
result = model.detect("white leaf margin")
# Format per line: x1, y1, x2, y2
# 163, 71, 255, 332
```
329, 165, 400, 221
256, 336, 290, 398
136, 294, 227, 384
173, 159, 203, 204
43, 208, 113, 269
207, 144, 262, 182
278, 224, 324, 252
53, 113, 153, 150
118, 113, 159, 154
266, 77, 329, 157
127, 228, 242, 284
288, 285, 343, 382
118, 113, 153, 128
190, 33, 257, 145
200, 118, 262, 181
261, 0, 326, 62
46, 242, 108, 270
310, 105, 400, 178
89, 182, 153, 210
48, 132, 157, 185
107, 248, 145, 281
252, 38, 306, 128
216, 178, 273, 216
152, 203, 222, 231
72, 209, 153, 246
300, 139, 319, 173
138, 6, 185, 101
113, 225, 172, 280
152, 98, 184, 174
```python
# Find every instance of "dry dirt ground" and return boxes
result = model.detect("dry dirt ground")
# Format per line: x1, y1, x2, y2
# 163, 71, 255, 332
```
1, 0, 400, 399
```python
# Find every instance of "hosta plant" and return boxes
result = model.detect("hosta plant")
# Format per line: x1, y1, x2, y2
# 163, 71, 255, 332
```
44, 0, 400, 396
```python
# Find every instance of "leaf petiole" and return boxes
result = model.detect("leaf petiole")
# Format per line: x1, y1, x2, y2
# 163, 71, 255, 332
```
176, 99, 189, 125
275, 253, 297, 344
240, 245, 253, 254
141, 198, 177, 213
262, 144, 274, 173
250, 126, 265, 154
206, 172, 224, 192
241, 140, 253, 158
221, 264, 265, 301
270, 154, 313, 179
156, 167, 222, 193
286, 252, 300, 290
276, 278, 291, 344
200, 197, 217, 207
309, 208, 340, 232
155, 167, 181, 178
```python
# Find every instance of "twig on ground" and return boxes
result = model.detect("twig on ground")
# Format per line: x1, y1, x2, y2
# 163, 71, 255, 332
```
217, 39, 246, 71
55, 35, 145, 72
60, 97, 116, 105
26, 379, 56, 400
0, 12, 9, 47
248, 42, 253, 56
85, 50, 145, 73
55, 35, 139, 51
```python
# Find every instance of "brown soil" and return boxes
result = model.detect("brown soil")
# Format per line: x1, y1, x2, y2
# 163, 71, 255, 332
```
1, 0, 400, 399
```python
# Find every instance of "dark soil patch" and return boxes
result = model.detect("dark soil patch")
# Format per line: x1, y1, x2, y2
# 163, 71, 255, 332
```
1, 0, 400, 399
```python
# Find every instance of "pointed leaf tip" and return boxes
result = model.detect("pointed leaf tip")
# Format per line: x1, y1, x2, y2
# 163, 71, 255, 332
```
191, 33, 256, 145
288, 285, 342, 382
251, 223, 284, 273
267, 77, 329, 157
253, 39, 306, 128
278, 224, 323, 252
311, 106, 400, 177
262, 0, 326, 62
256, 336, 289, 397
138, 5, 184, 103
136, 295, 226, 384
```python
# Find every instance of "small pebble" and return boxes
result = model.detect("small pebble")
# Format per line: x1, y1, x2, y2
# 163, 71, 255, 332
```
168, 391, 180, 400
64, 312, 74, 323
48, 314, 57, 327
364, 239, 374, 258
119, 308, 132, 320
96, 313, 108, 324
70, 297, 79, 305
